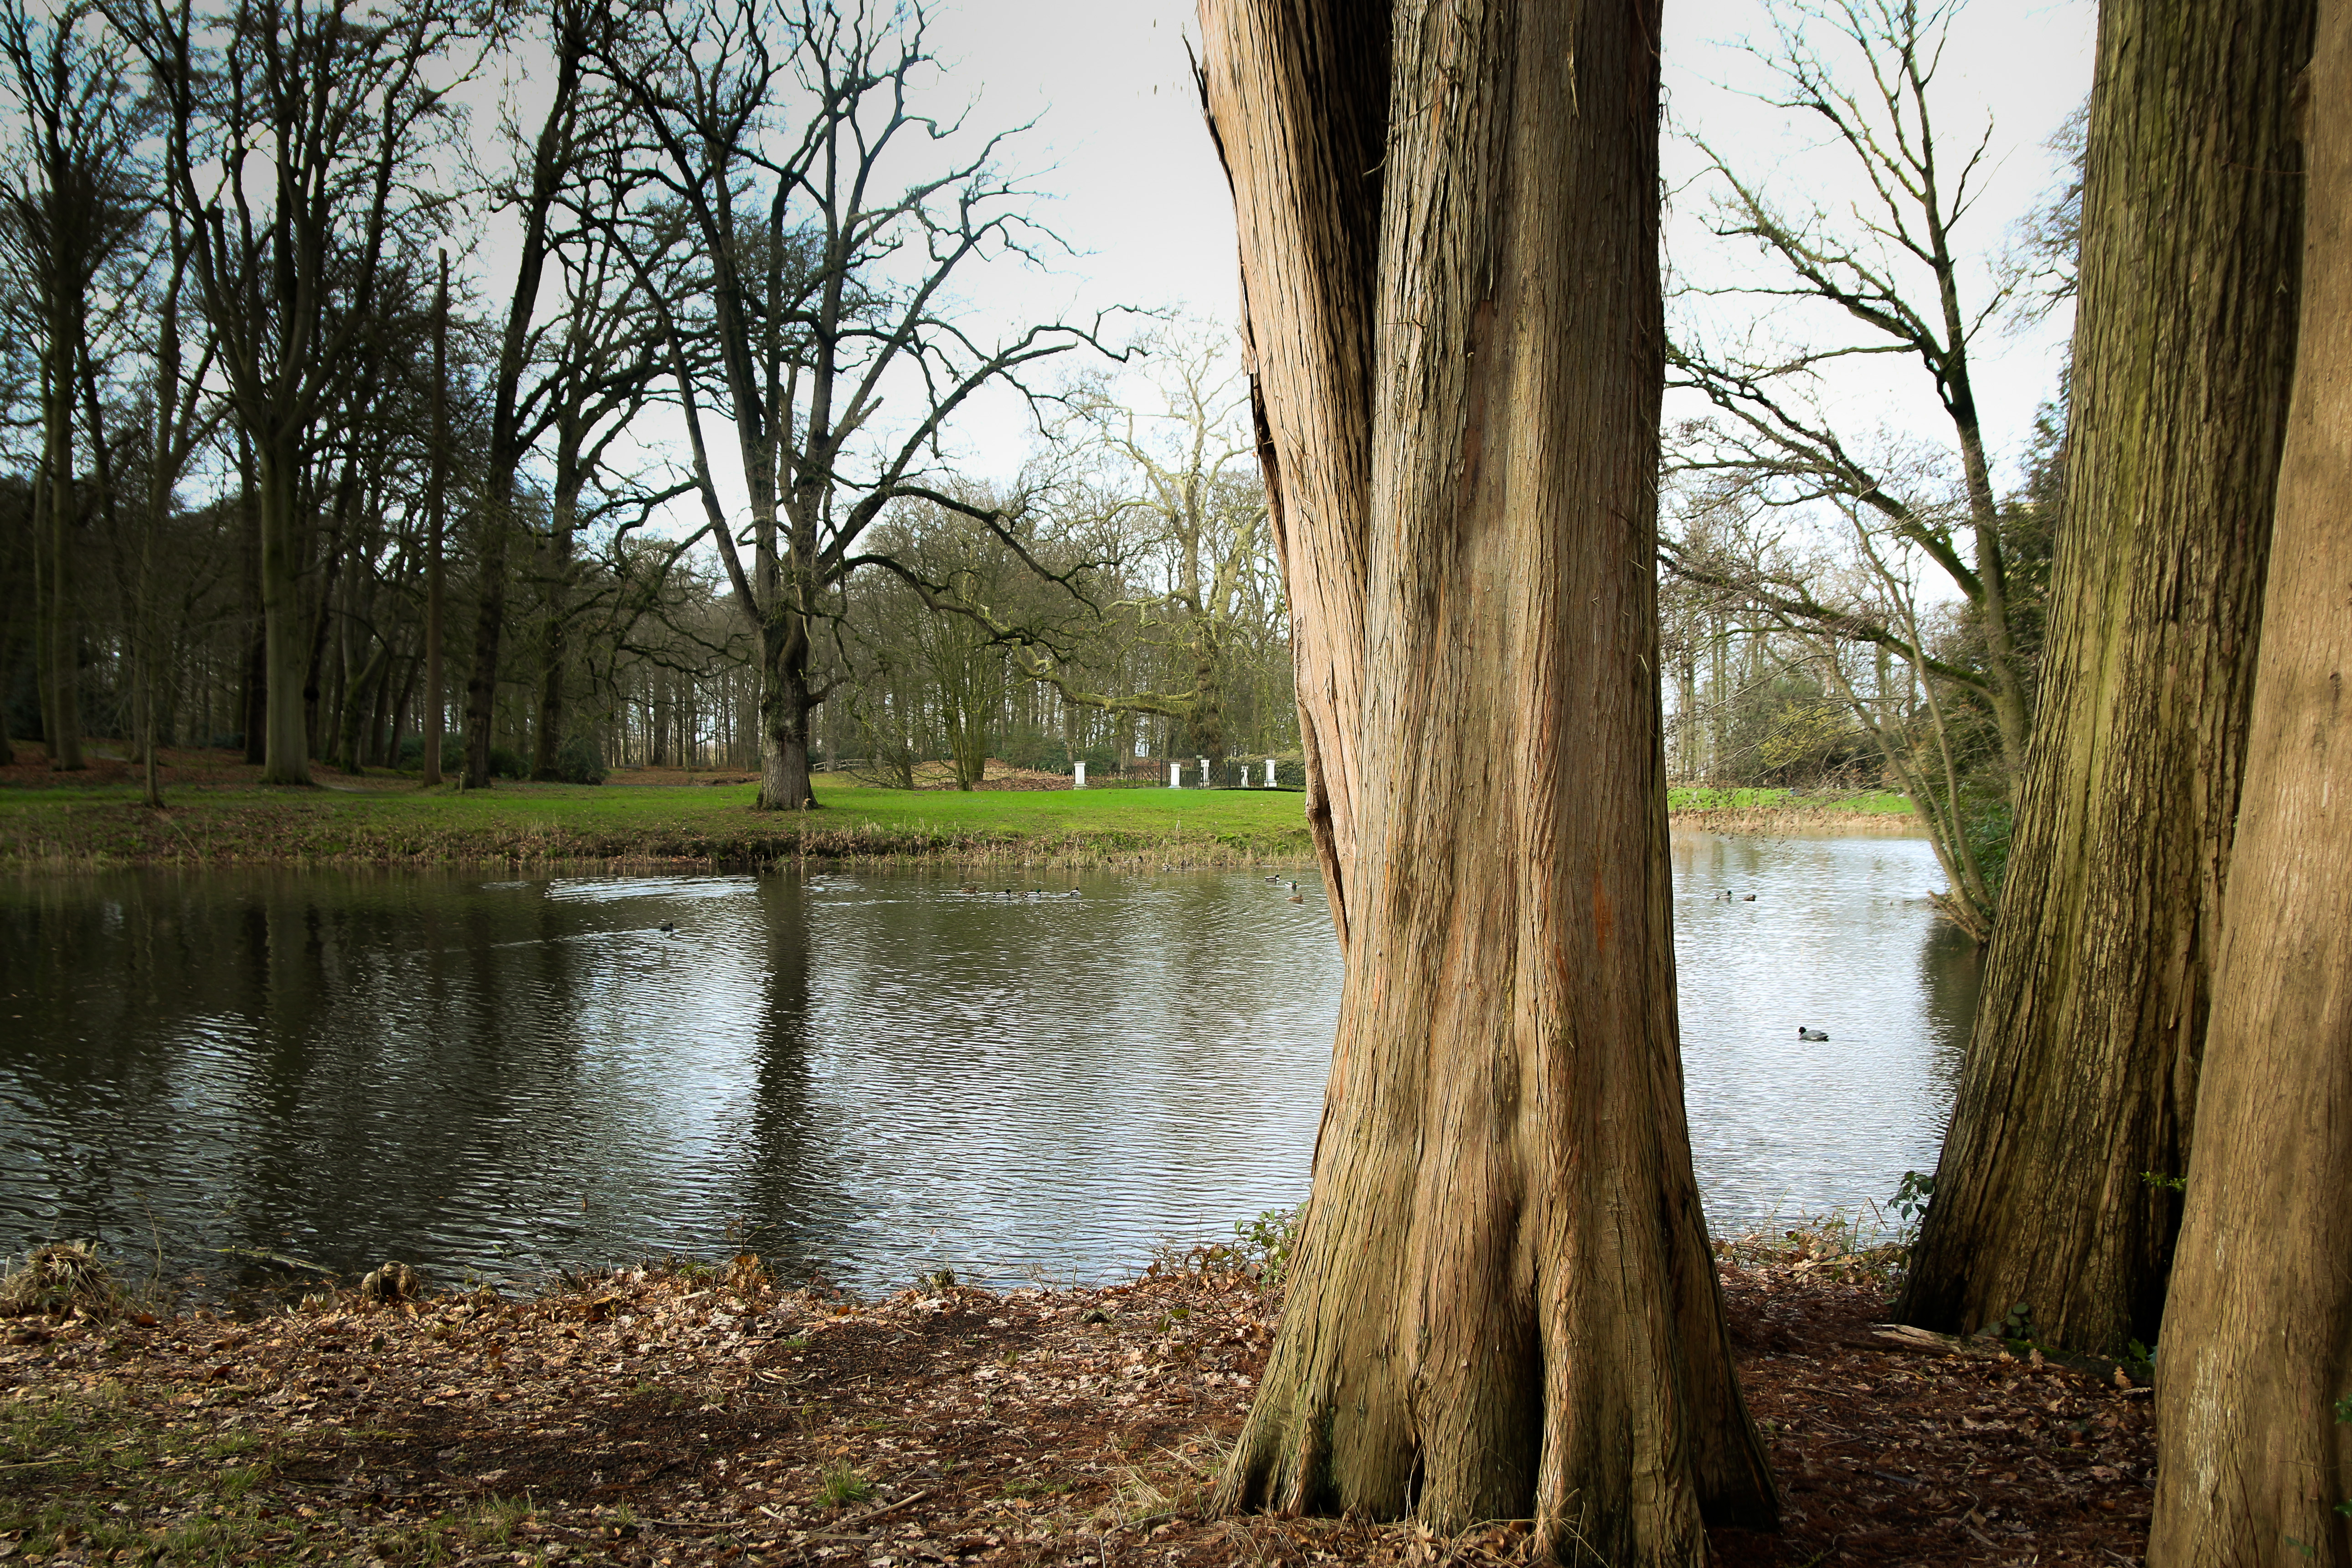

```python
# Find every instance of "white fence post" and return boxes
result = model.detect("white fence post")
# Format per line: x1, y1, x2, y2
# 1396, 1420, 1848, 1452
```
1073, 762, 1086, 789
1265, 758, 1277, 787
1170, 762, 1183, 788
1199, 757, 1210, 788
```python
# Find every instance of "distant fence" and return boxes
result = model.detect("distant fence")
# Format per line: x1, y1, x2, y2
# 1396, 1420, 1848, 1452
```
819, 756, 1309, 790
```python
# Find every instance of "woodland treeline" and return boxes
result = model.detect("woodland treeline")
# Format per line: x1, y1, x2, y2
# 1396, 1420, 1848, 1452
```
0, 0, 1297, 806
0, 0, 2080, 924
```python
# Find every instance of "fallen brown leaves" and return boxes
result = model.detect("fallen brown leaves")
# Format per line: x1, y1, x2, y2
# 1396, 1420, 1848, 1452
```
0, 1254, 2152, 1566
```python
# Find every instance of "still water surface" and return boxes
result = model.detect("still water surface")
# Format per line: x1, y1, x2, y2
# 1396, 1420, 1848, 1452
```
0, 833, 1979, 1295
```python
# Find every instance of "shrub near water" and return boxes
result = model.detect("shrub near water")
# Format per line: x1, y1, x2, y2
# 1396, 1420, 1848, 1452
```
0, 1242, 129, 1321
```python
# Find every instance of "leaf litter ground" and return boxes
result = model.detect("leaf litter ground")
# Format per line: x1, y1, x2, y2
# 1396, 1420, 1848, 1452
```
0, 1248, 2153, 1566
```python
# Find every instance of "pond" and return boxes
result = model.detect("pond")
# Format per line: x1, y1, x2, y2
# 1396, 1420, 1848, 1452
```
0, 832, 1979, 1297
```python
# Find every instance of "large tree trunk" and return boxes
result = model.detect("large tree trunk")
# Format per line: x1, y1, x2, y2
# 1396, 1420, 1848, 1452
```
1896, 0, 2310, 1358
1202, 1, 1776, 1558
2149, 10, 2352, 1551
255, 437, 311, 786
757, 612, 817, 810
1200, 0, 1381, 951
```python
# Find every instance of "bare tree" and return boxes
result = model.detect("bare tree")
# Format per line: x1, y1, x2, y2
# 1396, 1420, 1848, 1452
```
1662, 0, 2049, 934
598, 0, 1109, 811
124, 0, 464, 785
0, 0, 149, 771
1021, 329, 1287, 773
459, 0, 682, 789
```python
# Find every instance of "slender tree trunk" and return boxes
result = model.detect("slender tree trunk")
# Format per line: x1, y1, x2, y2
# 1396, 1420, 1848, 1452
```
1896, 0, 2310, 1358
2150, 9, 2352, 1550
422, 254, 448, 788
335, 637, 387, 774
234, 438, 265, 766
31, 467, 55, 761
463, 511, 512, 789
531, 476, 578, 780
1202, 1, 1776, 1558
240, 627, 266, 766
254, 434, 311, 785
386, 653, 416, 772
43, 343, 82, 771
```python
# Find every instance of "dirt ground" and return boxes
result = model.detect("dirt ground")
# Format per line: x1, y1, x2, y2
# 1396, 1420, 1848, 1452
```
0, 1243, 2155, 1567
0, 745, 274, 792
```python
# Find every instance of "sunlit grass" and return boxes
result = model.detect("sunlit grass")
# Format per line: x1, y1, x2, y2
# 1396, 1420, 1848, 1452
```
0, 771, 1319, 870
1667, 785, 1911, 815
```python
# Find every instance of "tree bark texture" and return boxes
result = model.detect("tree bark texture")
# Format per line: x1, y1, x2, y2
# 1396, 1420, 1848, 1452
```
1198, 0, 1383, 952
2149, 6, 2352, 1555
1202, 2, 1776, 1558
757, 616, 818, 811
1897, 0, 2310, 1358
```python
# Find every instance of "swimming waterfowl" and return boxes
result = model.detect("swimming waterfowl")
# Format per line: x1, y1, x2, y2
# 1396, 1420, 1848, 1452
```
1798, 1026, 1829, 1041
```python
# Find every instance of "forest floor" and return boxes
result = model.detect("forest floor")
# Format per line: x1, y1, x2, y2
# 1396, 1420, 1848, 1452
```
0, 1236, 2153, 1568
0, 747, 1914, 871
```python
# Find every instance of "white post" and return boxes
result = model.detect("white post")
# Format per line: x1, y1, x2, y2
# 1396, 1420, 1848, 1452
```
1199, 757, 1210, 788
1265, 758, 1277, 787
1170, 761, 1183, 789
1073, 762, 1086, 789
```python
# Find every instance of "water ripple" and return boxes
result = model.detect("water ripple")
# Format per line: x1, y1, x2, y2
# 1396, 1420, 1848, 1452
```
0, 844, 1974, 1296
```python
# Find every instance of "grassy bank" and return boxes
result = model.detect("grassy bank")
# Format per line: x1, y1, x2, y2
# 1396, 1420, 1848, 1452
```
0, 748, 1919, 872
1666, 785, 1923, 837
0, 769, 1318, 873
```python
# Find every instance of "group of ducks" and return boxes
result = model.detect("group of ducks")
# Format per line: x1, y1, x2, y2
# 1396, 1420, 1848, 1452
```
957, 884, 1081, 899
1710, 890, 1829, 1038
1266, 874, 1306, 904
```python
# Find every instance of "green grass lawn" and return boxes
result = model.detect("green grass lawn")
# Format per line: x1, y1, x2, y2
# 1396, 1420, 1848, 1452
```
0, 769, 1915, 871
0, 773, 1322, 871
1665, 785, 1913, 815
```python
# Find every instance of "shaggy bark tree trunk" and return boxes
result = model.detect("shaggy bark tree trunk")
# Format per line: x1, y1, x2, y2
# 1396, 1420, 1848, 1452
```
1896, 0, 2311, 1357
1201, 0, 1380, 948
1201, 1, 1777, 1558
2149, 9, 2352, 1552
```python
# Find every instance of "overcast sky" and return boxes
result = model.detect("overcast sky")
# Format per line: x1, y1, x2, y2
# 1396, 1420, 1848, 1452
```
458, 0, 2095, 533
899, 0, 2095, 490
